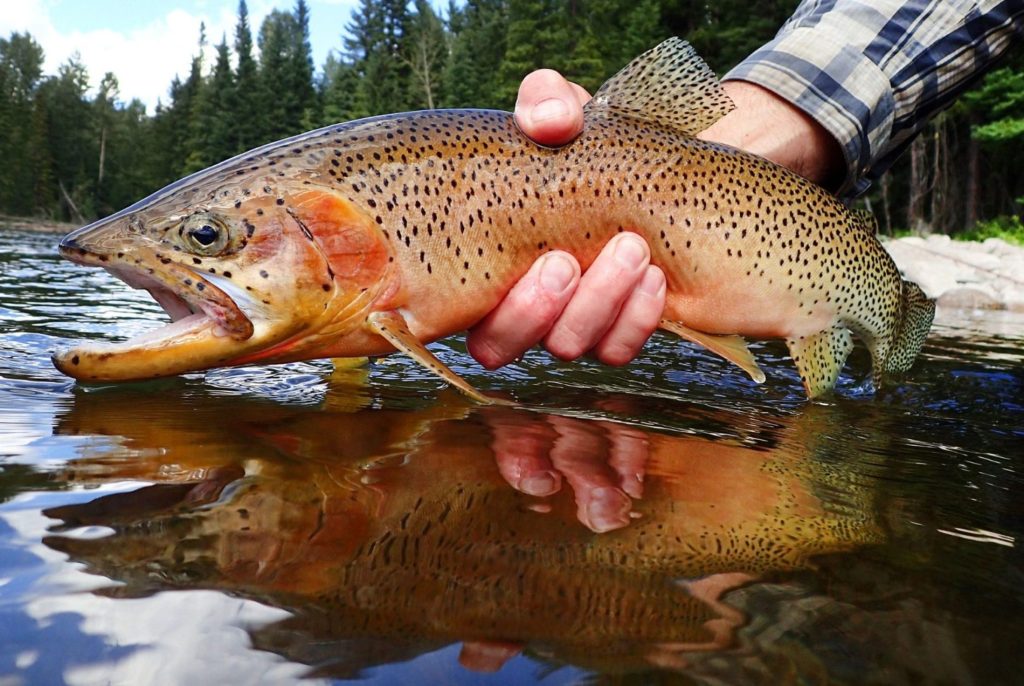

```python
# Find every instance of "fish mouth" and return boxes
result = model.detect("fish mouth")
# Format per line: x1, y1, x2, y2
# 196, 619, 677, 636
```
53, 241, 256, 382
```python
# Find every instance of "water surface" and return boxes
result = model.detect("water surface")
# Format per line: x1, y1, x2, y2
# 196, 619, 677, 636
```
1, 227, 1022, 685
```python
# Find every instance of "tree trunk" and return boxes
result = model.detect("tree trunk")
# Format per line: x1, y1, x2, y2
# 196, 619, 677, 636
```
97, 126, 107, 186
964, 116, 980, 231
929, 116, 952, 233
58, 180, 85, 225
907, 136, 928, 233
880, 171, 892, 235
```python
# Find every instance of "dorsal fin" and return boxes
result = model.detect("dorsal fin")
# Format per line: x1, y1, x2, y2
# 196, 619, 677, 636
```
584, 37, 734, 136
849, 207, 879, 235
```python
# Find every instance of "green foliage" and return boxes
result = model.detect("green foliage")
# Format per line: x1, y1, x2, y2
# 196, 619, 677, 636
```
964, 67, 1024, 142
0, 0, 1019, 236
0, 32, 46, 215
443, 0, 507, 108
959, 215, 1024, 246
403, 0, 448, 109
231, 0, 263, 152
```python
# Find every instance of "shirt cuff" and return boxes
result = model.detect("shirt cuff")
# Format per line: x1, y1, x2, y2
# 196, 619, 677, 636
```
724, 26, 896, 197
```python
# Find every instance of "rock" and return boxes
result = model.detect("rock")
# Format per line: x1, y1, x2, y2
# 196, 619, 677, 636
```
883, 235, 1024, 315
937, 287, 1003, 310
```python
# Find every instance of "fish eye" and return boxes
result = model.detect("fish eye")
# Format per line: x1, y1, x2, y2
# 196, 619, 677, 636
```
182, 214, 230, 255
191, 224, 219, 246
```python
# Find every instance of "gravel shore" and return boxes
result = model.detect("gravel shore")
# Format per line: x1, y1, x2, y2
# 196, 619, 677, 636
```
884, 235, 1024, 316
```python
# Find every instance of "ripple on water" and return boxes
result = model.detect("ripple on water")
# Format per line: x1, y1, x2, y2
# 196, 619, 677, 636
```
1, 226, 1023, 684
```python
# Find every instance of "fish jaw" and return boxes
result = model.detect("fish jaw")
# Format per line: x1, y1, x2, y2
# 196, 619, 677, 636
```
51, 230, 269, 382
52, 187, 400, 382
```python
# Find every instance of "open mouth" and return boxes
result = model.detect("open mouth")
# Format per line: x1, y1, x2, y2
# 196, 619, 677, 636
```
53, 244, 255, 380
109, 262, 254, 343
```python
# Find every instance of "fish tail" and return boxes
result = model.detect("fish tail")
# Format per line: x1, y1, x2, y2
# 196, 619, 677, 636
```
875, 279, 935, 384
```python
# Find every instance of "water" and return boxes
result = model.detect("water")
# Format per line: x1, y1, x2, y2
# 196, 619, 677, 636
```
1, 226, 1022, 685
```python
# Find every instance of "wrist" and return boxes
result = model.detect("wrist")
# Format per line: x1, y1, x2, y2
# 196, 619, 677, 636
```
699, 81, 844, 189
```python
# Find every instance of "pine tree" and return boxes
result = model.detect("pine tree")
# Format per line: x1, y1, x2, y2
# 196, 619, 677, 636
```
232, 0, 263, 151
442, 0, 507, 108
290, 0, 319, 128
320, 52, 363, 124
0, 32, 45, 215
207, 37, 237, 162
345, 0, 413, 115
561, 2, 606, 94
28, 88, 55, 215
257, 5, 321, 139
176, 24, 207, 175
92, 72, 119, 214
403, 0, 448, 109
585, 0, 666, 74
43, 55, 95, 220
495, 0, 549, 106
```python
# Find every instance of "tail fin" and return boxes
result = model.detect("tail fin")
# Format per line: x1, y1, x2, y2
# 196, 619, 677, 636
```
881, 279, 935, 379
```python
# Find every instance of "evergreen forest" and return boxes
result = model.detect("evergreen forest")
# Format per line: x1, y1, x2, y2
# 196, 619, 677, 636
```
0, 0, 1021, 238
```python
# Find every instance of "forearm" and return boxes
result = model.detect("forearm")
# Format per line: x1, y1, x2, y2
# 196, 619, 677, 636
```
726, 0, 1024, 196
698, 81, 845, 189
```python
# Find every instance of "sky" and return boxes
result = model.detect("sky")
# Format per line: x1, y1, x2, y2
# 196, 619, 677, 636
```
0, 0, 371, 113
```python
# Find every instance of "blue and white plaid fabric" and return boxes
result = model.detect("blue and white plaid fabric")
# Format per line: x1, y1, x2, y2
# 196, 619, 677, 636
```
725, 0, 1024, 197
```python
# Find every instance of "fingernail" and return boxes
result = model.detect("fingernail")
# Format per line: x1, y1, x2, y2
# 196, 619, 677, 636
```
585, 487, 632, 533
539, 254, 575, 294
518, 471, 560, 497
530, 98, 570, 124
639, 266, 665, 296
614, 234, 647, 269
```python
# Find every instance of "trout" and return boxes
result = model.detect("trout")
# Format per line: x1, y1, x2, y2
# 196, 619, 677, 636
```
52, 39, 934, 400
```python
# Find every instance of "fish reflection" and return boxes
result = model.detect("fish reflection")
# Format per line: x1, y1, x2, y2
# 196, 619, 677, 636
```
44, 387, 882, 676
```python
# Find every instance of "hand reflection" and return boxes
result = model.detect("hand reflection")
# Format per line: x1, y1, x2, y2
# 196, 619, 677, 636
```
488, 409, 648, 533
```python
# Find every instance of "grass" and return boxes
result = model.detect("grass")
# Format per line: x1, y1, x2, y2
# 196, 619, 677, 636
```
883, 215, 1024, 246
957, 216, 1024, 246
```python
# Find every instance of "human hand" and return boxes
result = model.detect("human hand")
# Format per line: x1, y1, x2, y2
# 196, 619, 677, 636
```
466, 70, 667, 370
486, 408, 648, 533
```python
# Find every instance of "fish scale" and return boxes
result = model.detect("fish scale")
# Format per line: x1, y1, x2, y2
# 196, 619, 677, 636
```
52, 38, 934, 399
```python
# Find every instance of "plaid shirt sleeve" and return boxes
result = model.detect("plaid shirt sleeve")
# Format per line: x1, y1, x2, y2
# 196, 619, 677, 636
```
724, 0, 1024, 197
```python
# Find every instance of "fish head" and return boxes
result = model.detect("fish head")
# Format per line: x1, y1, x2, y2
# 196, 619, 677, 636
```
53, 172, 394, 382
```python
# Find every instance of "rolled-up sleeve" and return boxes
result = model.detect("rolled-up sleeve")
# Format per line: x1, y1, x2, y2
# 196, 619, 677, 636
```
725, 0, 1024, 197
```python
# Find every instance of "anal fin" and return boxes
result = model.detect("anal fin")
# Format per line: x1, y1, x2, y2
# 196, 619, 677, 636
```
659, 319, 766, 383
785, 327, 854, 398
367, 310, 511, 405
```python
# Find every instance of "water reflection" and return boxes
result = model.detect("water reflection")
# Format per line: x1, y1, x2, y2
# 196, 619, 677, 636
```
42, 385, 886, 678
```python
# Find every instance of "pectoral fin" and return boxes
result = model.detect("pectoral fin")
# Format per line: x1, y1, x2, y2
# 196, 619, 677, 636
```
659, 319, 766, 383
367, 310, 510, 405
785, 327, 854, 398
331, 356, 369, 370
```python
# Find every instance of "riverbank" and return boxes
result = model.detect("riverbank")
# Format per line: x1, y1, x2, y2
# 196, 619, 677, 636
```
0, 215, 79, 234
884, 235, 1024, 314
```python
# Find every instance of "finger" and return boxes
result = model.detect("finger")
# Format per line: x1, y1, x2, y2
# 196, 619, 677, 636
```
514, 69, 588, 146
468, 252, 580, 369
544, 233, 651, 361
547, 416, 634, 533
458, 640, 524, 673
591, 265, 666, 366
602, 422, 649, 500
489, 412, 562, 497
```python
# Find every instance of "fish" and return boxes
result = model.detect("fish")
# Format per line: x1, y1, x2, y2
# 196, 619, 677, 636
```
52, 38, 935, 400
44, 391, 883, 674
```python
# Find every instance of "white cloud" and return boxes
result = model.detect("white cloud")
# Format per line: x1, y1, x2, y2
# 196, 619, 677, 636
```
0, 0, 436, 114
0, 0, 279, 113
